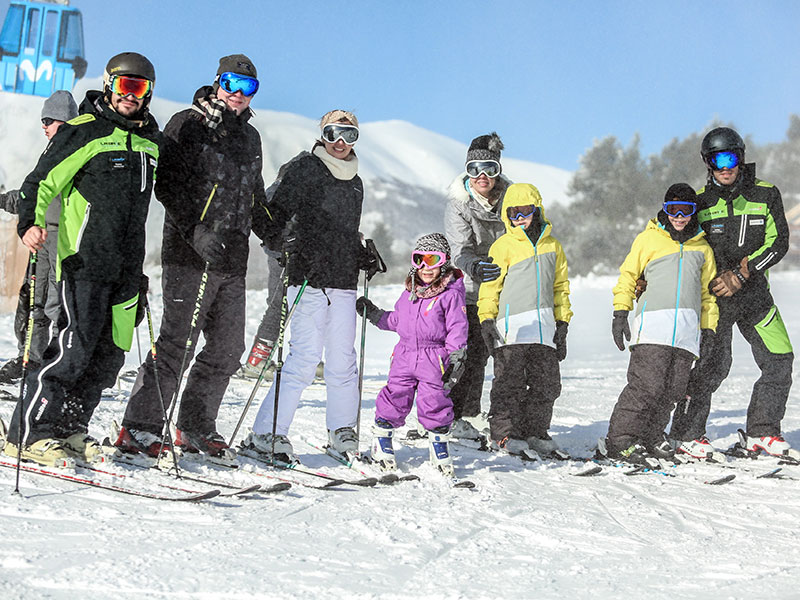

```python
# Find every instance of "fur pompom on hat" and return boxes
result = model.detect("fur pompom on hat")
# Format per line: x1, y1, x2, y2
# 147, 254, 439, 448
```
466, 132, 504, 163
320, 109, 359, 128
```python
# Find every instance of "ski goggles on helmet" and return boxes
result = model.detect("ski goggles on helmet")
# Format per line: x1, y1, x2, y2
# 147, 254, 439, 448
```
663, 201, 697, 217
110, 75, 153, 99
218, 71, 260, 97
506, 205, 538, 221
707, 150, 740, 171
465, 160, 501, 179
321, 124, 359, 145
411, 251, 447, 269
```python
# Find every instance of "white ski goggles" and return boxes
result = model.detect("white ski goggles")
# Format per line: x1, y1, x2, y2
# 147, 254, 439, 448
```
321, 124, 359, 145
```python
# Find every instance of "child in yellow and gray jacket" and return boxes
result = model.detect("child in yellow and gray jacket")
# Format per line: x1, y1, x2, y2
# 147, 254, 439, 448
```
477, 183, 572, 457
604, 183, 718, 467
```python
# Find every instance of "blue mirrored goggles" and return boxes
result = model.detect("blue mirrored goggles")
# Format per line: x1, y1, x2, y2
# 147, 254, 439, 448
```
708, 150, 740, 170
218, 71, 259, 97
506, 205, 538, 221
663, 201, 697, 217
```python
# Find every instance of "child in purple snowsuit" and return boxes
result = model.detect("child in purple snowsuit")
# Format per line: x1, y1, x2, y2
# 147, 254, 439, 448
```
356, 233, 468, 475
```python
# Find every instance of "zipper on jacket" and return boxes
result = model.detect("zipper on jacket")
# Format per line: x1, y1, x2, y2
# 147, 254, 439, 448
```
672, 244, 684, 347
139, 151, 147, 192
200, 183, 219, 222
75, 202, 92, 252
738, 214, 746, 247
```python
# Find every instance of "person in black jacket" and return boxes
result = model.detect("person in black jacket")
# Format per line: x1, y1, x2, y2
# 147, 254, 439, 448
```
115, 55, 272, 460
4, 53, 160, 467
241, 109, 371, 462
669, 127, 795, 460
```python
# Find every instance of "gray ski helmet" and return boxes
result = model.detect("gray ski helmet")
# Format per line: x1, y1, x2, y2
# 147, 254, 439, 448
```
701, 127, 745, 164
103, 52, 156, 91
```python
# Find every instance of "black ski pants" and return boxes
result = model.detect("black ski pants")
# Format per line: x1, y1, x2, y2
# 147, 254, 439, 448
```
606, 344, 693, 453
488, 343, 561, 442
670, 299, 793, 441
448, 304, 489, 420
8, 278, 125, 445
122, 264, 245, 435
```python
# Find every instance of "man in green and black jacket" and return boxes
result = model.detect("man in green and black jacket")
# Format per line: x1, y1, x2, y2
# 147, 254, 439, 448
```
669, 127, 794, 459
4, 53, 160, 467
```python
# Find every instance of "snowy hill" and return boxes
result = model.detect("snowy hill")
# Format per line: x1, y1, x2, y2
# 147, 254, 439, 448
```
0, 80, 572, 285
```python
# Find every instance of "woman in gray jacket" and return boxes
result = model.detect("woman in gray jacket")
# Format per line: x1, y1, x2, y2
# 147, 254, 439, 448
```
443, 132, 511, 438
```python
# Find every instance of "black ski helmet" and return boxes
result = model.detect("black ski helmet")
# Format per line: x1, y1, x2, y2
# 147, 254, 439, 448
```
701, 127, 745, 166
103, 52, 155, 90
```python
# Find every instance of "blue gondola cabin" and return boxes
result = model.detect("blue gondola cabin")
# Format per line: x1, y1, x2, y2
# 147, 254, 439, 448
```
0, 0, 86, 97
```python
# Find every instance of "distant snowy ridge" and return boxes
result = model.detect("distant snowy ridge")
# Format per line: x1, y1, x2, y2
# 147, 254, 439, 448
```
0, 80, 572, 283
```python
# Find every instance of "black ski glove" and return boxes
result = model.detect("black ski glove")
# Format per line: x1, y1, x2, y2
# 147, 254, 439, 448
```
193, 224, 226, 266
135, 274, 149, 327
472, 257, 501, 283
360, 239, 387, 282
442, 348, 467, 390
356, 296, 384, 325
612, 310, 631, 351
481, 319, 504, 353
553, 320, 568, 362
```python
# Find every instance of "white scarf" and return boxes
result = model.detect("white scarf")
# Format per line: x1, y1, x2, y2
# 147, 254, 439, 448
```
313, 145, 359, 181
464, 178, 496, 212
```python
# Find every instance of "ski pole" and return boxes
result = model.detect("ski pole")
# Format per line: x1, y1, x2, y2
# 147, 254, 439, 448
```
228, 277, 307, 447
269, 247, 295, 463
355, 271, 369, 445
354, 239, 387, 446
158, 263, 209, 454
14, 252, 37, 494
144, 296, 181, 473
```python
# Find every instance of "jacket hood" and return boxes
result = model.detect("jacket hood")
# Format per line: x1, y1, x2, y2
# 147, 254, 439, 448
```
499, 182, 552, 240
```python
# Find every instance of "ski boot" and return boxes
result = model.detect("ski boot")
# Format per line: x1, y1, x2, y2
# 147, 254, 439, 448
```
527, 434, 569, 460
240, 338, 275, 380
492, 436, 530, 456
238, 430, 299, 465
62, 432, 106, 464
327, 427, 359, 461
113, 425, 171, 458
743, 430, 799, 461
370, 420, 397, 471
674, 436, 717, 461
428, 427, 455, 478
450, 418, 482, 440
599, 437, 662, 469
3, 437, 75, 468
176, 429, 237, 465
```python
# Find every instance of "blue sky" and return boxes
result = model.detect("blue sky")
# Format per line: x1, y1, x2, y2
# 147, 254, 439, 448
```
3, 0, 799, 170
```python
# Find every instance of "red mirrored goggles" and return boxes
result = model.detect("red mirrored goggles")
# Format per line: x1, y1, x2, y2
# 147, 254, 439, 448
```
411, 251, 447, 269
110, 75, 153, 99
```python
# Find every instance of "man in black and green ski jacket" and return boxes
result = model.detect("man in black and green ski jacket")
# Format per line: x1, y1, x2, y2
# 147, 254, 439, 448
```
4, 53, 160, 468
669, 127, 794, 459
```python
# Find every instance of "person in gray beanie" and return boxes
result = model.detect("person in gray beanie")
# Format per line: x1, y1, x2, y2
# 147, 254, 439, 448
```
443, 132, 515, 439
0, 90, 78, 384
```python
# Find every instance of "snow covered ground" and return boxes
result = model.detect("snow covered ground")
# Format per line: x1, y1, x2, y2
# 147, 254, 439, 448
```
2, 273, 800, 599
